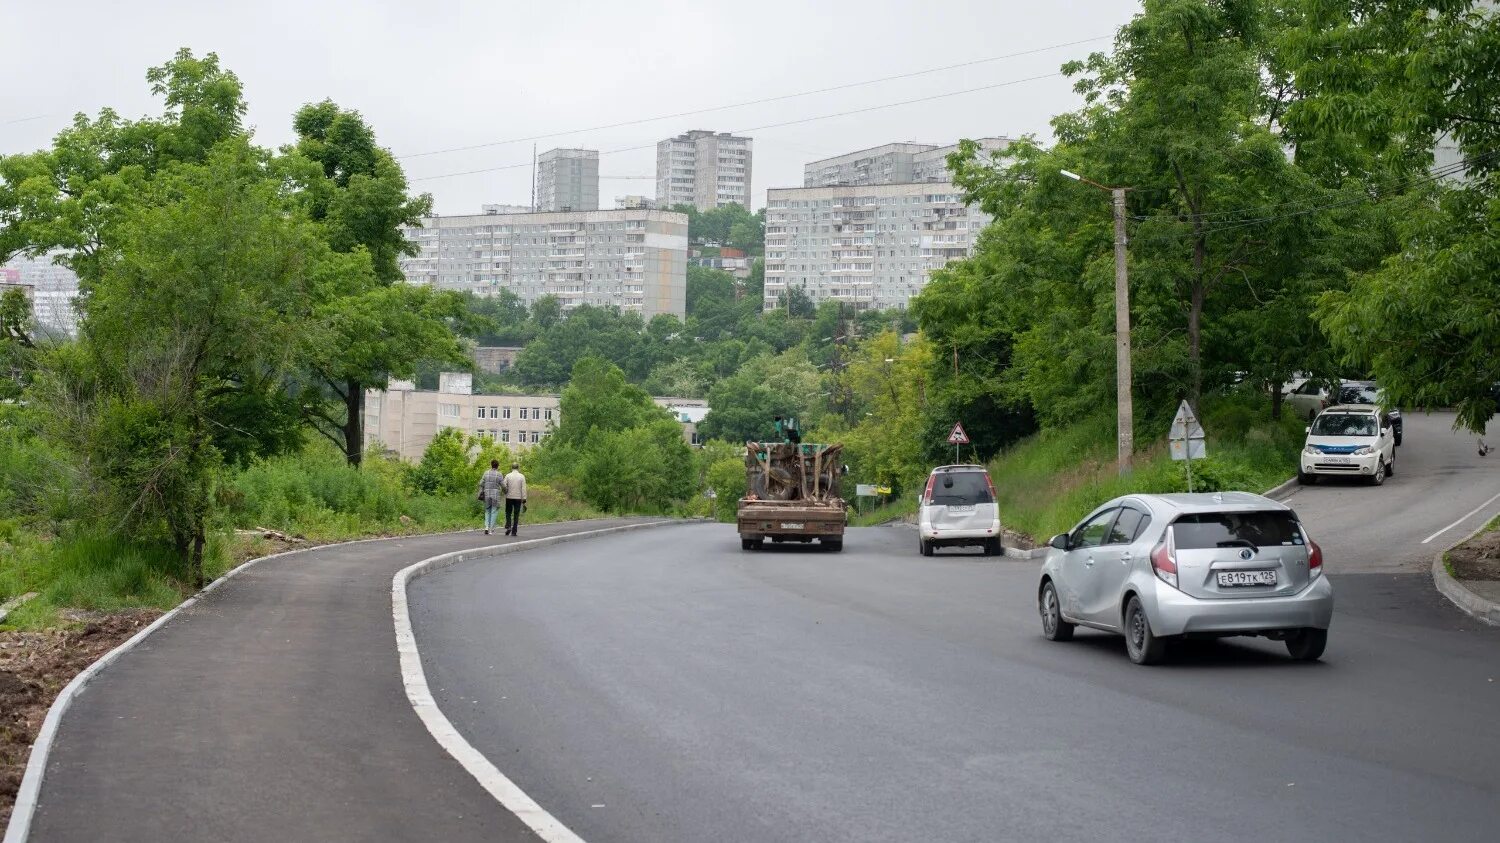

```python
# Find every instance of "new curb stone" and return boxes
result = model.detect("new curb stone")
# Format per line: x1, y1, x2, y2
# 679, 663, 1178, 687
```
1432, 521, 1500, 626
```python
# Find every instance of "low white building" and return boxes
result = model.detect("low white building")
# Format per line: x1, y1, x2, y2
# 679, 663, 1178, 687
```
364, 378, 709, 461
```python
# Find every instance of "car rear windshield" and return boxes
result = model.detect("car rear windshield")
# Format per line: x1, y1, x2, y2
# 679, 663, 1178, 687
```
1311, 413, 1377, 436
1172, 511, 1303, 550
1338, 385, 1380, 405
930, 471, 993, 505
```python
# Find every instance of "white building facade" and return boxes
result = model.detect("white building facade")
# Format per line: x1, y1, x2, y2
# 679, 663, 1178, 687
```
536, 148, 599, 212
0, 255, 80, 337
655, 130, 753, 211
762, 183, 990, 311
803, 137, 1016, 188
399, 208, 689, 319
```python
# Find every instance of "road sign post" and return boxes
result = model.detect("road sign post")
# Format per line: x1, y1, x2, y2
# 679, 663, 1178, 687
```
1168, 399, 1206, 492
947, 422, 970, 464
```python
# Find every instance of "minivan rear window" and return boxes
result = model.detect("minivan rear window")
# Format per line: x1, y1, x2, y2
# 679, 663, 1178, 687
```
930, 472, 993, 506
1172, 511, 1303, 550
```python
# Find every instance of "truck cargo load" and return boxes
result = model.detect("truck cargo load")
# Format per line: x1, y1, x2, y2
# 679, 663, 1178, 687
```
737, 439, 847, 552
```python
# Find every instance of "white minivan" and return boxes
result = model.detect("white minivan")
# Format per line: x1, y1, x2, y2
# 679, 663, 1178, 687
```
1298, 405, 1396, 486
917, 465, 1003, 556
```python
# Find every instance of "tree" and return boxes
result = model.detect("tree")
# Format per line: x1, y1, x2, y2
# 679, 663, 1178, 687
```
1290, 1, 1500, 431
45, 141, 358, 583
698, 349, 823, 443
284, 101, 459, 468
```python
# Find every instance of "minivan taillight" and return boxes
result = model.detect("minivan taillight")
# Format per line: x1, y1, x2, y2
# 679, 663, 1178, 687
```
922, 474, 935, 505
984, 473, 996, 500
1308, 539, 1323, 578
1151, 539, 1179, 589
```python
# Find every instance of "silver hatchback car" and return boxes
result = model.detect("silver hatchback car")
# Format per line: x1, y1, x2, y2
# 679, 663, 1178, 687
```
1036, 492, 1334, 664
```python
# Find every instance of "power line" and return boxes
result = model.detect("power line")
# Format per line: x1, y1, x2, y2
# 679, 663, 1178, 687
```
1, 114, 50, 127
410, 72, 1063, 183
395, 36, 1109, 162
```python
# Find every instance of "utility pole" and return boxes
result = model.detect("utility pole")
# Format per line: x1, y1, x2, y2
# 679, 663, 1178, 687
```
1062, 169, 1133, 475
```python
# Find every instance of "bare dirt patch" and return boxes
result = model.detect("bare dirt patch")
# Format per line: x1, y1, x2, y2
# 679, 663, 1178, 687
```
1447, 527, 1500, 581
0, 609, 161, 826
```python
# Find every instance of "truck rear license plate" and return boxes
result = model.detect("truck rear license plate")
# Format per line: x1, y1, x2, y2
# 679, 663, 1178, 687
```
780, 522, 804, 530
1217, 570, 1276, 587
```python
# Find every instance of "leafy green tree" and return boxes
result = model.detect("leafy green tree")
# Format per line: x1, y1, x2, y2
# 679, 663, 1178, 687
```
699, 349, 823, 443
1289, 1, 1500, 430
43, 141, 358, 582
284, 100, 463, 468
551, 356, 663, 446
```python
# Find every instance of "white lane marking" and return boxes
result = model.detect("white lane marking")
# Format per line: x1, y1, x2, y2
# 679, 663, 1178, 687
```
393, 522, 679, 843
1421, 490, 1500, 544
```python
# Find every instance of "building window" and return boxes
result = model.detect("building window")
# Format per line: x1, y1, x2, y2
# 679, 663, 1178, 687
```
502, 407, 512, 419
500, 430, 510, 442
544, 408, 554, 421
439, 403, 460, 419
532, 407, 541, 419
490, 406, 499, 417
476, 406, 487, 419
519, 407, 529, 420
530, 431, 540, 443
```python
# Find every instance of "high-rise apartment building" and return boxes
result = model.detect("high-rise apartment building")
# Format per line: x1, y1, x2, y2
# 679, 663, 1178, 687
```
0, 253, 81, 337
762, 182, 990, 311
535, 148, 599, 212
399, 208, 689, 319
803, 137, 1016, 187
655, 130, 753, 211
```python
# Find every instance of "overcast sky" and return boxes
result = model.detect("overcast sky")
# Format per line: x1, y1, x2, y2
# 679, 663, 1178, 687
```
1, 0, 1142, 214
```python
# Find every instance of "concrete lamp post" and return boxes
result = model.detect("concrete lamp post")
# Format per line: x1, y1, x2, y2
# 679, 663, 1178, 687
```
1061, 169, 1133, 475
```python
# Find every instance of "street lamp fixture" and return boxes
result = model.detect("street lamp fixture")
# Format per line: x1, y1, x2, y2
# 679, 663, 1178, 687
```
1062, 168, 1134, 475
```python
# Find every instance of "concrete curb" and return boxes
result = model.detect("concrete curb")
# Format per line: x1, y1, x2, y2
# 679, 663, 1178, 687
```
1004, 546, 1046, 560
0, 521, 651, 843
1263, 476, 1298, 500
394, 520, 681, 843
1431, 521, 1500, 627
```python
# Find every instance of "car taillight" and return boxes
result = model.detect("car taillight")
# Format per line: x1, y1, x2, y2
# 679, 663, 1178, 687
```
1151, 539, 1178, 589
922, 474, 935, 505
1308, 539, 1323, 578
984, 473, 997, 499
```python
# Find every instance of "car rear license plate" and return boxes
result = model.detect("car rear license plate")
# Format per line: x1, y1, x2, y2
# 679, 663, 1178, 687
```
1217, 570, 1277, 587
780, 522, 804, 530
948, 505, 975, 513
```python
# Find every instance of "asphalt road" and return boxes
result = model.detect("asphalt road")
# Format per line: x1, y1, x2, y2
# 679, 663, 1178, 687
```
1283, 411, 1500, 573
412, 413, 1500, 843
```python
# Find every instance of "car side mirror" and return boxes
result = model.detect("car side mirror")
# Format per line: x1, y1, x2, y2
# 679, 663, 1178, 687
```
1304, 426, 1311, 434
1048, 533, 1070, 551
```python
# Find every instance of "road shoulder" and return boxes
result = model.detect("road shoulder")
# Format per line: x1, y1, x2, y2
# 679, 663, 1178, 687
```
1434, 519, 1500, 626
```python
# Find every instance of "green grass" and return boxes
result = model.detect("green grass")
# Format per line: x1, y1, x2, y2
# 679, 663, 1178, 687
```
990, 395, 1305, 542
848, 497, 917, 527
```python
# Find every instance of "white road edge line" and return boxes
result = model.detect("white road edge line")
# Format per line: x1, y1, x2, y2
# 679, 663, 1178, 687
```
2, 527, 496, 843
393, 521, 680, 843
1420, 490, 1500, 544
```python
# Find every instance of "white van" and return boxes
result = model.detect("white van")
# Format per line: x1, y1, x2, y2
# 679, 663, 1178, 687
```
1298, 405, 1396, 486
917, 465, 1003, 556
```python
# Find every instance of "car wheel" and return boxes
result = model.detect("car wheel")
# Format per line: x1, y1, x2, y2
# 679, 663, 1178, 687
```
741, 538, 757, 551
1368, 458, 1386, 486
1285, 627, 1328, 661
921, 539, 935, 557
1123, 595, 1168, 665
1394, 431, 1402, 447
982, 537, 1002, 557
822, 538, 843, 552
1385, 455, 1395, 478
1039, 581, 1074, 642
1297, 470, 1316, 486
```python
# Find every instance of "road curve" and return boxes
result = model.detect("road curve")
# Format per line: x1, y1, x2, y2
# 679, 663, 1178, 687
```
19, 519, 660, 843
412, 417, 1500, 843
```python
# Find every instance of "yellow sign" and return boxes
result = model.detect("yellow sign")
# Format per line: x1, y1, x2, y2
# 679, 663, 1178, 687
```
875, 486, 892, 496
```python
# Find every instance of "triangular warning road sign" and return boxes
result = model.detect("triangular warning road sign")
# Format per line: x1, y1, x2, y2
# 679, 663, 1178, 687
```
947, 422, 970, 445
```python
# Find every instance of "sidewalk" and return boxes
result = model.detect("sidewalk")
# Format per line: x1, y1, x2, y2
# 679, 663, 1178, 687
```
16, 519, 654, 843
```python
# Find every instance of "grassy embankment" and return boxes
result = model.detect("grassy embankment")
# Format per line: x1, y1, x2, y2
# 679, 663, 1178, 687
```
0, 445, 599, 629
852, 395, 1304, 540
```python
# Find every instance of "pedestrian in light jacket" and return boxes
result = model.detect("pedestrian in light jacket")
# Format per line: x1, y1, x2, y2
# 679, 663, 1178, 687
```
503, 462, 528, 536
478, 459, 504, 535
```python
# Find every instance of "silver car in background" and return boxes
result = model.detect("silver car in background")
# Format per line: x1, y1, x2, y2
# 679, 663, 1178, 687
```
1036, 492, 1333, 664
